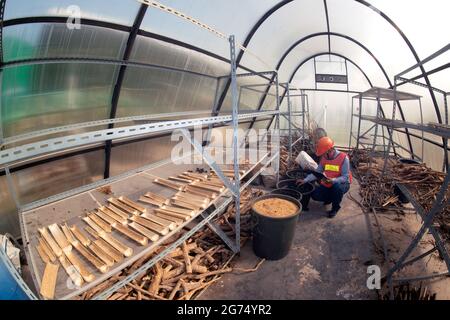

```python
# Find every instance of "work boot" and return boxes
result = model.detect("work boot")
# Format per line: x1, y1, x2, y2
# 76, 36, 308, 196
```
327, 210, 338, 218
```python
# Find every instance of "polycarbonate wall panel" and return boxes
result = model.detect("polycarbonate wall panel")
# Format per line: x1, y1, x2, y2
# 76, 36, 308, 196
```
110, 135, 176, 176
4, 0, 140, 26
130, 36, 230, 77
140, 0, 275, 59
307, 91, 354, 146
369, 0, 450, 59
0, 176, 19, 237
3, 24, 128, 61
330, 36, 387, 87
277, 36, 329, 82
240, 0, 327, 72
327, 0, 416, 81
116, 66, 217, 118
291, 60, 315, 89
346, 63, 371, 92
1, 63, 117, 137
1, 150, 105, 237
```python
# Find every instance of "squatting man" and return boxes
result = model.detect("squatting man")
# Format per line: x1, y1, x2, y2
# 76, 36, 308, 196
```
296, 136, 352, 218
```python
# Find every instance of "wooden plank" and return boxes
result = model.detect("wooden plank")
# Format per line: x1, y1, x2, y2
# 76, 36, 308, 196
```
69, 225, 91, 246
36, 244, 50, 264
105, 205, 129, 220
61, 223, 76, 244
73, 242, 109, 273
144, 192, 168, 204
94, 238, 123, 263
38, 237, 56, 262
118, 196, 147, 213
88, 212, 112, 232
153, 178, 184, 191
48, 223, 72, 251
100, 233, 133, 257
89, 242, 115, 267
40, 262, 59, 300
138, 196, 164, 207
108, 197, 139, 215
154, 212, 184, 224
130, 215, 169, 235
82, 216, 106, 236
154, 209, 190, 221
98, 206, 128, 225
141, 213, 176, 230
59, 254, 83, 287
93, 210, 116, 226
38, 227, 62, 257
112, 223, 148, 246
63, 248, 95, 282
162, 205, 196, 216
85, 226, 99, 239
129, 222, 159, 242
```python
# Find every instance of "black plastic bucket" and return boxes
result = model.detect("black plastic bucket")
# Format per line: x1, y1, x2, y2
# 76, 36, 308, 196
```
296, 182, 315, 210
286, 169, 309, 180
270, 188, 302, 203
399, 158, 421, 165
276, 178, 298, 190
251, 194, 302, 260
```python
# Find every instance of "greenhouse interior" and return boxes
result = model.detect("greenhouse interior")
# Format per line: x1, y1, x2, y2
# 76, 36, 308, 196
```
0, 0, 449, 301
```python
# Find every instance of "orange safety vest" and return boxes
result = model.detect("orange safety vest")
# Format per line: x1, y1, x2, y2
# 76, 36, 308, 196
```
319, 151, 353, 188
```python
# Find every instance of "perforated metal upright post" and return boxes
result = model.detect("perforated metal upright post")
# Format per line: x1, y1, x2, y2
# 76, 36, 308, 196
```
275, 73, 280, 184
229, 35, 241, 252
286, 83, 292, 165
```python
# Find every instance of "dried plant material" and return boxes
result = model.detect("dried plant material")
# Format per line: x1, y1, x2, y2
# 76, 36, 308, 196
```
191, 181, 224, 193
253, 198, 298, 217
93, 210, 116, 226
154, 212, 184, 224
168, 243, 197, 258
85, 226, 99, 239
112, 223, 148, 246
38, 227, 62, 257
39, 237, 56, 262
61, 223, 76, 244
40, 262, 59, 299
89, 242, 115, 267
144, 192, 169, 204
153, 178, 184, 191
82, 216, 106, 236
118, 196, 146, 213
73, 242, 109, 273
168, 176, 192, 183
108, 198, 139, 215
105, 205, 129, 220
59, 254, 83, 287
98, 206, 128, 225
138, 196, 164, 207
148, 262, 163, 295
176, 191, 210, 202
88, 213, 112, 232
185, 185, 217, 198
182, 242, 193, 274
36, 244, 50, 264
48, 223, 72, 251
100, 233, 133, 257
96, 185, 112, 195
94, 238, 124, 263
130, 215, 169, 236
141, 213, 176, 230
69, 225, 91, 246
161, 205, 195, 217
129, 222, 159, 242
64, 248, 95, 282
154, 209, 190, 221
169, 198, 203, 211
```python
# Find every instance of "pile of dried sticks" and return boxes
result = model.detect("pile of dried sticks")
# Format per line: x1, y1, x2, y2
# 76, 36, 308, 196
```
79, 188, 265, 300
380, 283, 436, 300
351, 149, 450, 237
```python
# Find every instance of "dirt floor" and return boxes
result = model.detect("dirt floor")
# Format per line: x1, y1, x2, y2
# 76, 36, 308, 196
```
199, 180, 450, 300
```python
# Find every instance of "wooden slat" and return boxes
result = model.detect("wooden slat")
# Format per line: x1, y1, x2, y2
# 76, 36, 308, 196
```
129, 222, 159, 242
38, 227, 62, 257
40, 262, 59, 300
69, 225, 91, 246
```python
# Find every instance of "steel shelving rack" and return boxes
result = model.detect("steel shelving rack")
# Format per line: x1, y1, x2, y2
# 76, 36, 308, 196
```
350, 45, 450, 299
0, 33, 282, 299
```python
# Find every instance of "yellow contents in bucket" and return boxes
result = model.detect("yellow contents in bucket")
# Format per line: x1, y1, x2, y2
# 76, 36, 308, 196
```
253, 197, 298, 217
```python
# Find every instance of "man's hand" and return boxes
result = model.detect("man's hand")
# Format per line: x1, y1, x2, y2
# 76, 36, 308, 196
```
296, 178, 304, 185
322, 177, 333, 185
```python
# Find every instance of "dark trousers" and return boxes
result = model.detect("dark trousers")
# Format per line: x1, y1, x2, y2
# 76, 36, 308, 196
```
310, 182, 350, 212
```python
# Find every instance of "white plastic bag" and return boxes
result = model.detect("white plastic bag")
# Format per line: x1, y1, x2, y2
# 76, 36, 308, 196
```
295, 151, 318, 171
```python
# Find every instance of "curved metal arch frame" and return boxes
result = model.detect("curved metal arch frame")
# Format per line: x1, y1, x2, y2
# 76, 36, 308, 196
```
218, 0, 443, 154
265, 52, 400, 156
248, 31, 414, 155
